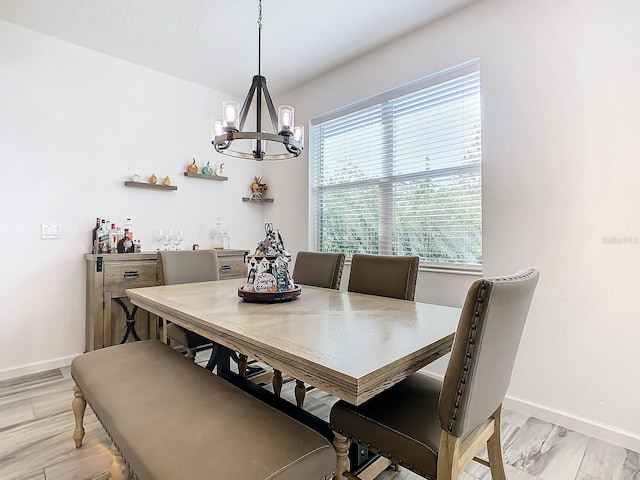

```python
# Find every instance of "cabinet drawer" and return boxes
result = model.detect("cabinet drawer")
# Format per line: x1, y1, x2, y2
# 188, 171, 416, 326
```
104, 261, 158, 290
219, 260, 247, 279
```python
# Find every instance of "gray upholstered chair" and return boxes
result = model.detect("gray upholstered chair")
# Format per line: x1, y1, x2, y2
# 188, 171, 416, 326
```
268, 251, 346, 407
157, 250, 220, 370
330, 268, 539, 480
347, 253, 419, 301
293, 251, 346, 290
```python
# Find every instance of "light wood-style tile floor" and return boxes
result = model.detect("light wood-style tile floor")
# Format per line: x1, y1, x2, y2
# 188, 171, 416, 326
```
0, 348, 638, 480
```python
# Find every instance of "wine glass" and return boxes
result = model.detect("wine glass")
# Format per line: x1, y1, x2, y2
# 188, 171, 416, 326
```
152, 228, 164, 251
173, 229, 184, 250
162, 229, 174, 250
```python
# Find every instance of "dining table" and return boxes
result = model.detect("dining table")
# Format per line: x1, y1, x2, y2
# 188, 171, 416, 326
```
126, 278, 460, 408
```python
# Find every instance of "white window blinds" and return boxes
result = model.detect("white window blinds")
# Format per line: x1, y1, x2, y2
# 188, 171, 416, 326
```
310, 61, 482, 270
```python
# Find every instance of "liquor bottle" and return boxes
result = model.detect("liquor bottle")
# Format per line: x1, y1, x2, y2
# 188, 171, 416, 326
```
109, 223, 118, 253
97, 220, 109, 253
117, 229, 134, 253
91, 217, 101, 253
124, 218, 134, 240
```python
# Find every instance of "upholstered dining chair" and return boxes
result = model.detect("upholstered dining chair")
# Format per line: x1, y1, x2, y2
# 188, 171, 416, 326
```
265, 251, 346, 408
293, 251, 346, 290
347, 253, 419, 301
157, 250, 220, 371
329, 268, 539, 480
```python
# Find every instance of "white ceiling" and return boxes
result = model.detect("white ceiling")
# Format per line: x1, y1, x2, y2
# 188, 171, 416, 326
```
0, 0, 476, 97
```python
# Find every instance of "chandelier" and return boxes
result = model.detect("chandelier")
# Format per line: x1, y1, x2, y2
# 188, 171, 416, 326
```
211, 0, 304, 161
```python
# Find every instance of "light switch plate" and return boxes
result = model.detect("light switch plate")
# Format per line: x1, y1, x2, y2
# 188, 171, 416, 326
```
41, 224, 61, 239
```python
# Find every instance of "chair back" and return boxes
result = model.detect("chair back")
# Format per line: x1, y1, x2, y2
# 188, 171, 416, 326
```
157, 250, 220, 285
292, 251, 345, 290
347, 254, 419, 300
439, 268, 539, 439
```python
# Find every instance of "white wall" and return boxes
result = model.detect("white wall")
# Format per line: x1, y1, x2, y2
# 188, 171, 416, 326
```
0, 20, 266, 379
267, 0, 640, 450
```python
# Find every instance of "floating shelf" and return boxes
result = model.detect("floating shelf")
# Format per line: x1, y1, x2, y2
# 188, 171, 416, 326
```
183, 172, 228, 181
242, 197, 274, 204
124, 181, 177, 191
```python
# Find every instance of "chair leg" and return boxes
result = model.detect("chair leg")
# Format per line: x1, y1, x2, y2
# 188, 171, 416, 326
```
333, 430, 351, 479
438, 431, 461, 480
295, 379, 306, 407
185, 347, 196, 361
486, 407, 507, 480
273, 369, 283, 397
238, 354, 248, 377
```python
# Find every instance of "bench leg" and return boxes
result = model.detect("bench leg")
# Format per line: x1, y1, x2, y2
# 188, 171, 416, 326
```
72, 385, 86, 448
111, 442, 131, 480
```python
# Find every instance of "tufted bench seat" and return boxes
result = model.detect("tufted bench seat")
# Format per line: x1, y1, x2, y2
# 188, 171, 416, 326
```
71, 340, 336, 480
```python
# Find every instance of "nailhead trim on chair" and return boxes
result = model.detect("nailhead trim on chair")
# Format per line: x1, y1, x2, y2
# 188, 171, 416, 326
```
330, 427, 435, 479
446, 280, 488, 434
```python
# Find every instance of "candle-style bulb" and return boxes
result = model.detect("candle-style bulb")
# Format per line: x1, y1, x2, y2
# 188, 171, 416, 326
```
222, 101, 240, 131
278, 105, 294, 135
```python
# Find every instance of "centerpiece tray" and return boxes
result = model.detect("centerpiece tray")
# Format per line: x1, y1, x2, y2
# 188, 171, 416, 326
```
237, 285, 301, 303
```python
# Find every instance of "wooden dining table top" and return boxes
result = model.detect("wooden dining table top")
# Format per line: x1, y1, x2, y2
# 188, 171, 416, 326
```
126, 279, 460, 405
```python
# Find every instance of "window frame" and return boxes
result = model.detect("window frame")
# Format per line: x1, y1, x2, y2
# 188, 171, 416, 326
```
310, 60, 482, 273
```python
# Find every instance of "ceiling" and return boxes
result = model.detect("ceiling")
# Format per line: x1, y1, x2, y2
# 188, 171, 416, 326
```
0, 0, 476, 97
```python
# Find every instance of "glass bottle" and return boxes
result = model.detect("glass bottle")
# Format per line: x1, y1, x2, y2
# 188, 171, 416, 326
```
222, 229, 230, 250
124, 218, 134, 240
97, 220, 109, 254
91, 217, 101, 254
109, 223, 118, 253
212, 219, 223, 250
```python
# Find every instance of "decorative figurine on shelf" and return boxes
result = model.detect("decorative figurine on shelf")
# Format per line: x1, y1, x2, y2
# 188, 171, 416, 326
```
163, 176, 171, 186
215, 162, 225, 176
187, 158, 198, 173
130, 174, 140, 182
202, 161, 214, 175
250, 176, 268, 200
149, 174, 158, 184
244, 223, 294, 294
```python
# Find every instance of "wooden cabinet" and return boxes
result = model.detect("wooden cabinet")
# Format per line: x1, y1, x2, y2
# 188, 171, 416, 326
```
85, 249, 248, 351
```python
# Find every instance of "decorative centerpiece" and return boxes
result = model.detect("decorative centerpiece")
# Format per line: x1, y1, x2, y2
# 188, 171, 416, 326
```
238, 223, 300, 302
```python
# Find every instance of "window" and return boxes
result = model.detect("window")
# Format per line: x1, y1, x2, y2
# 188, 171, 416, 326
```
310, 60, 481, 271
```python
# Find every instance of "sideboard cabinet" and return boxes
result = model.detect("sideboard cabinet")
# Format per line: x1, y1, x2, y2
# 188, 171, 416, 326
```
84, 249, 248, 351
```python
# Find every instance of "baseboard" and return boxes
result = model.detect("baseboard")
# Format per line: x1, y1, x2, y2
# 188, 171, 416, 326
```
0, 354, 79, 382
503, 395, 640, 453
418, 370, 640, 453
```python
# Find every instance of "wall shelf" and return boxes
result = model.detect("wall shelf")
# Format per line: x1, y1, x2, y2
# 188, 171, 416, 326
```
183, 171, 228, 181
124, 181, 177, 191
242, 197, 274, 204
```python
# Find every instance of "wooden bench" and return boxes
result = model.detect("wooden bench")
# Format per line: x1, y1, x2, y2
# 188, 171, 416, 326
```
71, 340, 336, 480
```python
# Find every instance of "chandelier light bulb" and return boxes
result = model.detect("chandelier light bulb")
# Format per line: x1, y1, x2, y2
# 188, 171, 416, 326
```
222, 101, 240, 131
212, 119, 223, 139
278, 105, 294, 135
293, 124, 304, 147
